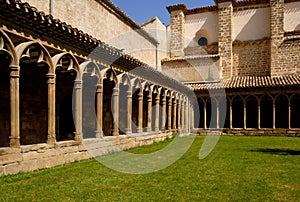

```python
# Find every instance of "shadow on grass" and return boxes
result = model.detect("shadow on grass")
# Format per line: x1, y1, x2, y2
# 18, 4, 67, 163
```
251, 148, 300, 156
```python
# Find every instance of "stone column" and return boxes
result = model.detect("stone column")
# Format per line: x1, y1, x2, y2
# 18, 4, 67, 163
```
137, 91, 143, 133
216, 102, 220, 129
177, 99, 181, 131
273, 100, 276, 129
168, 96, 172, 130
229, 102, 233, 129
288, 100, 291, 129
217, 0, 233, 79
167, 5, 186, 57
74, 79, 82, 141
181, 100, 185, 133
258, 102, 261, 130
270, 0, 284, 76
185, 101, 189, 132
9, 65, 20, 148
161, 94, 166, 131
154, 93, 160, 132
204, 102, 207, 130
172, 98, 177, 130
95, 83, 103, 138
147, 92, 152, 132
112, 87, 119, 136
47, 73, 56, 144
244, 102, 247, 129
126, 90, 132, 135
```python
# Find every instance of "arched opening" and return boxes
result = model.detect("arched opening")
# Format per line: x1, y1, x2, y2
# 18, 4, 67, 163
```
246, 95, 258, 128
82, 65, 98, 139
218, 96, 230, 129
103, 70, 116, 136
206, 97, 217, 128
232, 96, 244, 128
260, 94, 273, 128
197, 98, 205, 128
19, 46, 48, 145
118, 77, 129, 135
291, 94, 300, 128
198, 37, 208, 46
275, 94, 289, 128
0, 51, 11, 147
132, 87, 140, 133
55, 56, 77, 141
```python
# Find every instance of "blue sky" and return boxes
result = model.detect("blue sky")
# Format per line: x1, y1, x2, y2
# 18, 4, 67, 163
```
110, 0, 215, 26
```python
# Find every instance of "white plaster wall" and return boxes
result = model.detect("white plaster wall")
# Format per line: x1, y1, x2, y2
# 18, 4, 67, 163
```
184, 12, 218, 48
284, 2, 300, 32
233, 7, 270, 41
23, 0, 157, 65
142, 18, 168, 70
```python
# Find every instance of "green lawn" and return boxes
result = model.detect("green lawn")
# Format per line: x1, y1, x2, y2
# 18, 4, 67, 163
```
0, 136, 299, 201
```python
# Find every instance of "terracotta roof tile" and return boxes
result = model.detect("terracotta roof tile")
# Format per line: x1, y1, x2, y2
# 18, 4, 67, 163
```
188, 75, 300, 91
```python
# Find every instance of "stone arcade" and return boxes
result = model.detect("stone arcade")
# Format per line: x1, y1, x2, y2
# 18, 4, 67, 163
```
0, 0, 300, 175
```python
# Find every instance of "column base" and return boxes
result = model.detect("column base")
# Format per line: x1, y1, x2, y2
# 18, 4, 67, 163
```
47, 134, 56, 145
137, 128, 143, 134
112, 130, 119, 136
9, 137, 20, 148
95, 130, 104, 138
125, 128, 132, 135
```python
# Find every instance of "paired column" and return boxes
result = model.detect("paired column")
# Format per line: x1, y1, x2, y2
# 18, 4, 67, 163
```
154, 93, 160, 132
147, 92, 152, 132
112, 87, 119, 136
161, 94, 166, 131
167, 96, 172, 130
177, 99, 181, 131
137, 91, 143, 133
95, 83, 103, 138
172, 97, 177, 130
74, 79, 82, 140
47, 73, 56, 144
126, 90, 132, 135
9, 65, 20, 148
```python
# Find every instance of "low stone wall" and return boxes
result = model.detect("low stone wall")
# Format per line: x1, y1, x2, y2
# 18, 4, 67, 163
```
193, 128, 300, 137
0, 132, 174, 176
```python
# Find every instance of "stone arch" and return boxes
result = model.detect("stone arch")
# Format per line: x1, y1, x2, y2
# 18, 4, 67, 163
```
232, 95, 244, 128
0, 29, 17, 147
16, 41, 54, 145
275, 94, 289, 128
205, 97, 218, 128
246, 95, 259, 128
118, 73, 132, 135
259, 94, 273, 128
80, 61, 101, 139
53, 53, 81, 141
290, 93, 300, 128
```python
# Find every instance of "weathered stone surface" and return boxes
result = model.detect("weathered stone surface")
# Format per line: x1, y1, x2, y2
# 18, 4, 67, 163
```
4, 163, 21, 175
21, 159, 39, 172
0, 153, 22, 165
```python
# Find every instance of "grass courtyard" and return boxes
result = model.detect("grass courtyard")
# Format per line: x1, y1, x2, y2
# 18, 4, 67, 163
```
0, 136, 299, 201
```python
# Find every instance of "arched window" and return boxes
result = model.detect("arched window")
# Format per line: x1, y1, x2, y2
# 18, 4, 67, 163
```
198, 37, 208, 46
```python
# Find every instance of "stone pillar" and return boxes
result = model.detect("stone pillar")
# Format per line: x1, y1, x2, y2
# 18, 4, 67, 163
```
168, 96, 172, 130
217, 0, 233, 79
126, 90, 132, 135
185, 101, 189, 132
95, 83, 103, 138
167, 4, 186, 57
288, 100, 291, 129
270, 0, 284, 76
258, 102, 261, 130
172, 98, 177, 130
244, 102, 247, 129
181, 100, 185, 132
137, 91, 143, 133
154, 93, 160, 132
229, 102, 233, 129
9, 65, 20, 148
161, 94, 167, 131
74, 79, 82, 141
177, 99, 181, 131
216, 102, 220, 129
204, 102, 207, 130
112, 87, 119, 136
273, 100, 276, 129
47, 73, 56, 144
147, 92, 152, 132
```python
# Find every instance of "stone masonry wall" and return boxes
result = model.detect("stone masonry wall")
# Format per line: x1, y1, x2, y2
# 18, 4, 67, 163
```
233, 40, 271, 76
170, 10, 185, 57
0, 132, 173, 176
218, 1, 233, 79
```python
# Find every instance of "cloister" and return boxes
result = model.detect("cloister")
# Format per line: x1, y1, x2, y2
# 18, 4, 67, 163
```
0, 29, 190, 149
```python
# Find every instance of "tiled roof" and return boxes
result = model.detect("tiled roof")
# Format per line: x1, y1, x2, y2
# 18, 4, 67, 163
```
188, 75, 300, 91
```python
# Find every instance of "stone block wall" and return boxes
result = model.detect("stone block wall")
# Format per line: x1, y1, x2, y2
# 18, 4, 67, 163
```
0, 132, 174, 176
218, 1, 233, 79
233, 40, 270, 76
170, 10, 185, 57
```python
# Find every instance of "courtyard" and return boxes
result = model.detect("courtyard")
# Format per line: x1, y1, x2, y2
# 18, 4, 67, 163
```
0, 136, 299, 201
